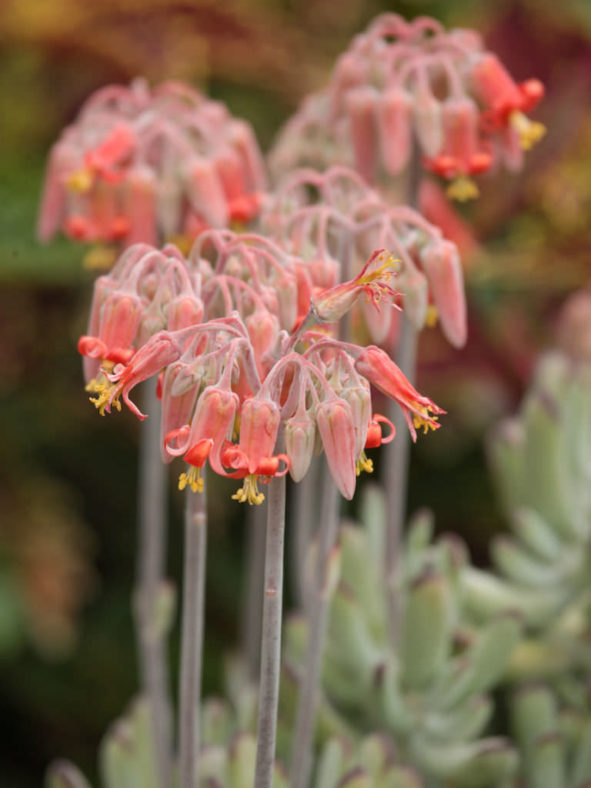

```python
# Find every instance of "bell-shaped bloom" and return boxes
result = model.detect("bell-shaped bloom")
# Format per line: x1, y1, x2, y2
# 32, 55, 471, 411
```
425, 98, 492, 201
159, 362, 200, 463
419, 239, 467, 348
284, 408, 316, 483
316, 397, 357, 500
354, 345, 444, 440
80, 291, 143, 364
233, 397, 281, 475
165, 385, 239, 492
345, 86, 379, 184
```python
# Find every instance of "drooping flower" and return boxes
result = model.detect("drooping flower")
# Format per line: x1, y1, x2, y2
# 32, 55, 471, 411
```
269, 14, 545, 200
38, 80, 267, 255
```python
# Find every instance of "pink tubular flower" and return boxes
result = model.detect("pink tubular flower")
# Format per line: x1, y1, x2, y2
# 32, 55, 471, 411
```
419, 239, 467, 348
308, 249, 399, 326
89, 330, 184, 419
165, 385, 239, 492
316, 398, 357, 500
424, 98, 492, 201
354, 345, 445, 440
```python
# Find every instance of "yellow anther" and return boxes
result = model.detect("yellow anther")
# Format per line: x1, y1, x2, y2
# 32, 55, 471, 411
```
232, 474, 265, 505
425, 304, 439, 328
510, 111, 546, 151
66, 168, 93, 193
356, 452, 374, 476
83, 245, 118, 271
178, 466, 204, 493
412, 405, 439, 435
446, 175, 479, 202
359, 253, 400, 285
88, 380, 121, 416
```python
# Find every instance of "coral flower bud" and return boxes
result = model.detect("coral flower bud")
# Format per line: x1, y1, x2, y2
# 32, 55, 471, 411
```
167, 295, 204, 332
184, 156, 229, 228
345, 86, 379, 184
376, 88, 412, 176
284, 411, 316, 482
419, 239, 466, 348
341, 382, 372, 458
238, 398, 281, 474
98, 292, 143, 359
316, 398, 357, 500
122, 166, 158, 247
246, 311, 279, 376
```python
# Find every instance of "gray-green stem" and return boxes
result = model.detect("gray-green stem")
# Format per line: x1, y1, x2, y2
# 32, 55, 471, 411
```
178, 483, 208, 788
289, 463, 340, 788
254, 472, 287, 788
382, 141, 421, 642
135, 378, 172, 788
243, 500, 267, 680
290, 455, 321, 611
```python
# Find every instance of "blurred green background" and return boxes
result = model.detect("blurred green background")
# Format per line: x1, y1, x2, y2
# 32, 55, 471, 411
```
1, 0, 591, 784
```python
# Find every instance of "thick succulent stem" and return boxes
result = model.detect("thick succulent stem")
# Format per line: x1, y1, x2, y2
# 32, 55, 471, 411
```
178, 484, 208, 788
383, 141, 421, 642
242, 500, 266, 680
254, 473, 287, 788
289, 465, 340, 788
134, 378, 172, 788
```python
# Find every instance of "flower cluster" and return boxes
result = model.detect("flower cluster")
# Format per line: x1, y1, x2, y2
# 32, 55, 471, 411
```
262, 167, 466, 347
38, 79, 266, 251
270, 14, 545, 200
79, 236, 443, 504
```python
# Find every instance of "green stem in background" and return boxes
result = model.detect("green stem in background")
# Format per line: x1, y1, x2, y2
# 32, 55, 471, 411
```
134, 378, 172, 788
382, 141, 421, 642
242, 500, 267, 680
254, 472, 287, 788
289, 463, 340, 788
290, 455, 321, 611
178, 483, 208, 788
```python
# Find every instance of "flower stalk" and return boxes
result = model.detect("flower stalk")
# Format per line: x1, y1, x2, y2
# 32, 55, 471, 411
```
254, 466, 287, 788
178, 482, 208, 788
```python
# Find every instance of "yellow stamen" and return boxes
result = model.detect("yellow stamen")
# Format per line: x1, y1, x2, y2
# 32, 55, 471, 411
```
66, 168, 93, 193
85, 374, 121, 416
356, 452, 374, 476
510, 111, 546, 151
232, 474, 265, 505
412, 404, 439, 435
358, 253, 400, 285
178, 466, 204, 493
83, 245, 118, 271
446, 175, 479, 202
425, 304, 439, 328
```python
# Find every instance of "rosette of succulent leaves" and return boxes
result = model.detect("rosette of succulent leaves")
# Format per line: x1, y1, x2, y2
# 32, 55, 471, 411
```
464, 350, 591, 788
